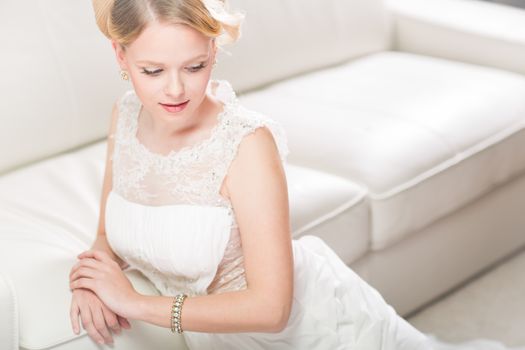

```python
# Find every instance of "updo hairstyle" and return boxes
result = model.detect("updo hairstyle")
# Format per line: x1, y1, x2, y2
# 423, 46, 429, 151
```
92, 0, 245, 51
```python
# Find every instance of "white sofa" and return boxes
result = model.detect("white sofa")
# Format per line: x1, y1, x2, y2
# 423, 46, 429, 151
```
1, 0, 525, 349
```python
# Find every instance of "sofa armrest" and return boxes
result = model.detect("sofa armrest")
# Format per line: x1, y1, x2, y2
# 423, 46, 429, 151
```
0, 271, 18, 350
386, 0, 525, 75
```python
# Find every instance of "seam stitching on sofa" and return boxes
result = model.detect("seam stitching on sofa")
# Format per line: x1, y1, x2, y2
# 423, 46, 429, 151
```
293, 189, 368, 236
369, 119, 525, 200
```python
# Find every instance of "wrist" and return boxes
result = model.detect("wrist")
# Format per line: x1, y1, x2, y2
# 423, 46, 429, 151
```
126, 292, 146, 320
128, 293, 177, 329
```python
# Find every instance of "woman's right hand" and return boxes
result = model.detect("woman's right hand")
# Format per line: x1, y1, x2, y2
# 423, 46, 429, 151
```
70, 288, 132, 345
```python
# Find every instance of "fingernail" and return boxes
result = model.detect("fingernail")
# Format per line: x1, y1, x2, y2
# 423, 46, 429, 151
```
98, 339, 104, 344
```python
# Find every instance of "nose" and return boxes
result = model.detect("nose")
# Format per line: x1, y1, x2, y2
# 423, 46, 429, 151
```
164, 73, 185, 100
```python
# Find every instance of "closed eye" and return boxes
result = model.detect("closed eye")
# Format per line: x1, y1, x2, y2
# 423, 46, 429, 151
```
141, 63, 207, 76
141, 68, 162, 76
187, 63, 207, 72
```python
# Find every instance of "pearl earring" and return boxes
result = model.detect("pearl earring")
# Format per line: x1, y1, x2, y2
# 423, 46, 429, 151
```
120, 70, 129, 81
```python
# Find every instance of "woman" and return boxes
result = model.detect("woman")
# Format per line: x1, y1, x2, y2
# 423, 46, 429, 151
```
68, 0, 525, 349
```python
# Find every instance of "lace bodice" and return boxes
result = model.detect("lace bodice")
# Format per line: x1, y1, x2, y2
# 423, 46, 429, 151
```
106, 79, 289, 296
111, 79, 288, 207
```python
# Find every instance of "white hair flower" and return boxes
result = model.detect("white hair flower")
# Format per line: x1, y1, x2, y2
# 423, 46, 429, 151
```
202, 0, 245, 54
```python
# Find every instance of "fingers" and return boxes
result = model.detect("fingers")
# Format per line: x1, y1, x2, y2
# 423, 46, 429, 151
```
70, 258, 105, 282
70, 277, 93, 292
102, 306, 121, 335
92, 306, 114, 345
69, 259, 98, 281
70, 266, 98, 284
117, 314, 132, 329
71, 290, 126, 345
78, 250, 115, 266
79, 304, 110, 345
70, 298, 81, 335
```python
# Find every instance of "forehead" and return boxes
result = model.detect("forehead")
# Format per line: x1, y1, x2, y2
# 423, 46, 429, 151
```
126, 21, 212, 65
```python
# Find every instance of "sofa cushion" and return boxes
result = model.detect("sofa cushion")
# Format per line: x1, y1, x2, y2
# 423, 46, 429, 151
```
0, 138, 368, 348
238, 50, 525, 250
285, 165, 369, 264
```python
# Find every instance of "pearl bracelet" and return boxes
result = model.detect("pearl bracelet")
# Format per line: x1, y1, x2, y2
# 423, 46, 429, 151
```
171, 293, 188, 334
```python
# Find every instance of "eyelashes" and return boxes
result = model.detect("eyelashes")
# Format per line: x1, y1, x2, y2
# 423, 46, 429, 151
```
141, 63, 207, 76
141, 69, 163, 76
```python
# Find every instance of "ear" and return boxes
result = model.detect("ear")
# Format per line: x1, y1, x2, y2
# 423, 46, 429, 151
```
112, 40, 129, 70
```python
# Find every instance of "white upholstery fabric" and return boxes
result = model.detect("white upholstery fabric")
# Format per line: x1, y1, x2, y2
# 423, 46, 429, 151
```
0, 272, 18, 350
387, 0, 525, 75
352, 172, 525, 315
217, 0, 392, 91
0, 0, 127, 175
238, 51, 525, 250
286, 166, 370, 264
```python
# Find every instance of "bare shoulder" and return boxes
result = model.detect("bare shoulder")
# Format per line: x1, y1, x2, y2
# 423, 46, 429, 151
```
234, 125, 279, 161
224, 125, 284, 197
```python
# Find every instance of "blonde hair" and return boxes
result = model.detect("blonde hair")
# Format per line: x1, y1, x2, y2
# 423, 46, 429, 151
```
92, 0, 244, 51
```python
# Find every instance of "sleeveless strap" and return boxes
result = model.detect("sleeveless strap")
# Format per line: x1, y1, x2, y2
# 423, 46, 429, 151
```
211, 105, 290, 202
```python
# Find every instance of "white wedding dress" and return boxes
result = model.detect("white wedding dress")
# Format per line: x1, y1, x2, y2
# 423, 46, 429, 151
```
104, 78, 525, 350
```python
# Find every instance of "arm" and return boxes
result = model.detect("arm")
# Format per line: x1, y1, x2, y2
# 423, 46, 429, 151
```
69, 98, 132, 347
86, 99, 128, 270
131, 126, 294, 333
387, 0, 525, 76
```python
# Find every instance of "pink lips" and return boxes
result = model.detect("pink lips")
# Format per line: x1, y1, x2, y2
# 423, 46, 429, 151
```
160, 100, 189, 113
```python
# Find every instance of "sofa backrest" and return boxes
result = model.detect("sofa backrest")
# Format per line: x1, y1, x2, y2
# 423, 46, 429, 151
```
0, 0, 128, 175
0, 0, 391, 175
219, 0, 392, 91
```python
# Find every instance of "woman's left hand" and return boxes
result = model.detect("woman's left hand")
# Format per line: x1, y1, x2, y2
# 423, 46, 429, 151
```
69, 250, 139, 319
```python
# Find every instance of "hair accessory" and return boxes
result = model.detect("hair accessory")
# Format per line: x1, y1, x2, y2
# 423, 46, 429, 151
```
202, 0, 241, 26
171, 293, 188, 334
202, 0, 245, 54
120, 70, 129, 81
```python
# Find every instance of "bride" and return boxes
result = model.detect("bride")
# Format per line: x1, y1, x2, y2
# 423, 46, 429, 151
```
68, 0, 525, 349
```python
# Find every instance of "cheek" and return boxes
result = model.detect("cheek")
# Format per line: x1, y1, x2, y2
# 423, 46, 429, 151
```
138, 76, 165, 91
198, 71, 213, 94
185, 75, 212, 98
132, 77, 165, 101
132, 87, 159, 113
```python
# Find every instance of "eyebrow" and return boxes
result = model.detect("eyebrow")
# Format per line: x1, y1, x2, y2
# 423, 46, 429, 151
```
136, 53, 209, 66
